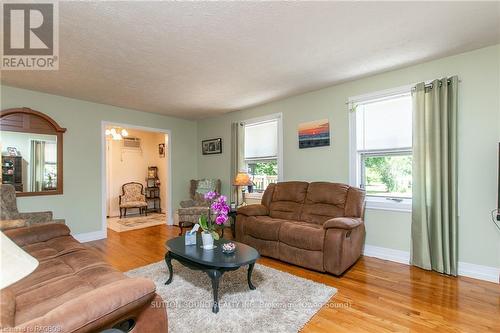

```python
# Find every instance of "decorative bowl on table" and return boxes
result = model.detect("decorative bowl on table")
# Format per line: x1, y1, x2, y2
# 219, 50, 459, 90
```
222, 242, 236, 254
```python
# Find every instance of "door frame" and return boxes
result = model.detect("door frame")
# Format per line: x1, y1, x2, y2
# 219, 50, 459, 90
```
100, 121, 173, 238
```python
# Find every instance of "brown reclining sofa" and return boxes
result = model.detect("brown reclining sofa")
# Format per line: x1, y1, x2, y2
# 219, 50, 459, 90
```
0, 223, 167, 332
236, 181, 365, 275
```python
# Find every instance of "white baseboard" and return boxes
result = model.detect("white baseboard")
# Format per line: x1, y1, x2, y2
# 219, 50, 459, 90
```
458, 262, 500, 283
363, 245, 410, 265
73, 230, 107, 243
363, 244, 499, 283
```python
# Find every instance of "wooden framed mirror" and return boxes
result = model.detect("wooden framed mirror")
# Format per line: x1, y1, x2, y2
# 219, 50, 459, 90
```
0, 107, 66, 196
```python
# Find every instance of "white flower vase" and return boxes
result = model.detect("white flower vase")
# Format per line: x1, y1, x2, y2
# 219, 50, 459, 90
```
201, 231, 214, 249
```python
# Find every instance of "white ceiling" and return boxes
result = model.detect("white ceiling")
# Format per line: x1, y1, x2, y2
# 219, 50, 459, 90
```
2, 1, 499, 120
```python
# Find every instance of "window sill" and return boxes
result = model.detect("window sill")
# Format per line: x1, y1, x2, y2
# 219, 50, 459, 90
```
245, 192, 263, 200
365, 197, 412, 213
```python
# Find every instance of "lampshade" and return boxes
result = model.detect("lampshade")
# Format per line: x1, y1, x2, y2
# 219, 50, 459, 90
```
233, 172, 253, 186
0, 232, 39, 289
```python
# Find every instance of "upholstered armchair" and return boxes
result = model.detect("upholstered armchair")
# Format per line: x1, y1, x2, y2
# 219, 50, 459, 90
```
0, 184, 64, 229
177, 179, 221, 235
119, 182, 148, 218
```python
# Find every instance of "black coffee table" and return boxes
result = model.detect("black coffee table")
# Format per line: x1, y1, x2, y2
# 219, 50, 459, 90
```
164, 236, 260, 313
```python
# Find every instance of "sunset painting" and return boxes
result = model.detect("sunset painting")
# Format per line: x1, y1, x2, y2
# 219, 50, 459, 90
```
298, 119, 330, 149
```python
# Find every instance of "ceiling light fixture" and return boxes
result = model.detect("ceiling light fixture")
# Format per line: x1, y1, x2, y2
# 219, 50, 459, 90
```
106, 127, 129, 140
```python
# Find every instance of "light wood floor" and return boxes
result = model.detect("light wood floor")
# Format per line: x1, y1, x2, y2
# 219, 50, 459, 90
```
87, 225, 500, 333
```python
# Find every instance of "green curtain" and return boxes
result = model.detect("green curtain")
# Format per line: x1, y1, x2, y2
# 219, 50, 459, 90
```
30, 140, 46, 192
411, 76, 458, 276
230, 122, 245, 204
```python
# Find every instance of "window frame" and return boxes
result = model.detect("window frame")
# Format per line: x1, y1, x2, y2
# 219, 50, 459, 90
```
348, 86, 413, 212
242, 113, 283, 197
245, 159, 278, 193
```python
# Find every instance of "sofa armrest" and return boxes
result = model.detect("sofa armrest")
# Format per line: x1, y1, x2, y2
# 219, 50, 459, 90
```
3, 223, 71, 247
323, 217, 363, 230
15, 278, 157, 333
17, 211, 53, 226
237, 204, 269, 217
0, 219, 27, 231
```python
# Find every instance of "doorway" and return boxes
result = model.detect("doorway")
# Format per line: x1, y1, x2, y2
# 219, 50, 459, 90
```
102, 122, 171, 234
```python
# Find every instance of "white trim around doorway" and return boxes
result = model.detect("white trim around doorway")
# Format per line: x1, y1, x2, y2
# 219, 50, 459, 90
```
77, 121, 173, 242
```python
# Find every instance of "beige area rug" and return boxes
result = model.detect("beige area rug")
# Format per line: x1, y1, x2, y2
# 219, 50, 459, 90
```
126, 261, 337, 333
107, 213, 166, 232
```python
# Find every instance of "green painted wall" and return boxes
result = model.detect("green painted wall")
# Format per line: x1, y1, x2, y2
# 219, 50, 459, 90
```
2, 45, 498, 269
1, 86, 198, 234
197, 45, 500, 268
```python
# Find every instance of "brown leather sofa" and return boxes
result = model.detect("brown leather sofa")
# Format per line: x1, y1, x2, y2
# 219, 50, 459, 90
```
0, 223, 167, 332
236, 181, 365, 275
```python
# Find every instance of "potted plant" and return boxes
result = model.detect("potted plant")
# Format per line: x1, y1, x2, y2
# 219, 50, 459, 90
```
198, 191, 229, 248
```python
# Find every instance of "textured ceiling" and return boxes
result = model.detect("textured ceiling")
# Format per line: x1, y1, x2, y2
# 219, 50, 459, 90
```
2, 1, 499, 119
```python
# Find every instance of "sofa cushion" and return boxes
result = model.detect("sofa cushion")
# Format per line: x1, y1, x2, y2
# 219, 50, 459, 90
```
8, 249, 113, 296
22, 236, 87, 261
269, 181, 309, 220
14, 275, 97, 325
237, 204, 269, 217
0, 289, 15, 328
300, 182, 349, 224
240, 235, 280, 258
16, 278, 156, 333
268, 201, 302, 220
3, 223, 71, 247
271, 181, 309, 203
8, 246, 129, 326
0, 219, 26, 231
245, 216, 289, 241
120, 201, 148, 208
279, 222, 325, 251
279, 242, 324, 272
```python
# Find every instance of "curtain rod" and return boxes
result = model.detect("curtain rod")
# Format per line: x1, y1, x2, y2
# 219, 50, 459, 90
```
345, 78, 460, 106
416, 78, 461, 91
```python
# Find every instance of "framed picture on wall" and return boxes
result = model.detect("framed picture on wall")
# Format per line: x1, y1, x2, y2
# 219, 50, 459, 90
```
298, 119, 330, 149
202, 138, 222, 155
148, 166, 158, 179
158, 143, 165, 158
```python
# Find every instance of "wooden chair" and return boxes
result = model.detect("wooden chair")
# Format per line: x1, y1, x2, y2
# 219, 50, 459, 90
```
119, 182, 148, 218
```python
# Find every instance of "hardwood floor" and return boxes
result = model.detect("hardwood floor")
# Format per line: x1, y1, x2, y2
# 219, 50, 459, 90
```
87, 225, 500, 333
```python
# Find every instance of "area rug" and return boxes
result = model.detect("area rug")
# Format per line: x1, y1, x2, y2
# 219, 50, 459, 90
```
126, 261, 336, 333
107, 213, 166, 232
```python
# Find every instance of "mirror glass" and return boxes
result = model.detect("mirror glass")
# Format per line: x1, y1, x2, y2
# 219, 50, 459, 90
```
1, 132, 58, 193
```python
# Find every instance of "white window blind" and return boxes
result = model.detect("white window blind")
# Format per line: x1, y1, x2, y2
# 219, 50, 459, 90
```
355, 95, 412, 151
244, 120, 278, 160
44, 142, 57, 163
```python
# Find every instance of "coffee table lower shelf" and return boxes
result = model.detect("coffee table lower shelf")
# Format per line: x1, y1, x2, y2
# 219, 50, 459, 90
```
164, 251, 257, 313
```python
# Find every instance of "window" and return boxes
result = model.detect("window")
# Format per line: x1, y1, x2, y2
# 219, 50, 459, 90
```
244, 119, 279, 193
43, 142, 57, 190
350, 90, 412, 211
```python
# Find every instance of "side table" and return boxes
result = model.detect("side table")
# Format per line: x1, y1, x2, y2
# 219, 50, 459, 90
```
228, 209, 237, 238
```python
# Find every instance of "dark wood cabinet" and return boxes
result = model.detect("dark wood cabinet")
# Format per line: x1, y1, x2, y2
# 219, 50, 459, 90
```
2, 156, 23, 191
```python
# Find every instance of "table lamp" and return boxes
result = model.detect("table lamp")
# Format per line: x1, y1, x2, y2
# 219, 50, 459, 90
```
1, 232, 39, 289
233, 171, 253, 207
